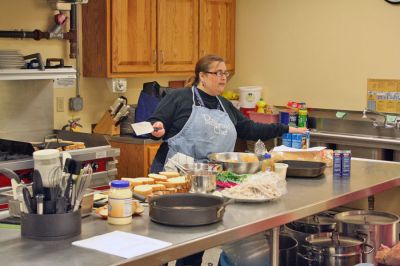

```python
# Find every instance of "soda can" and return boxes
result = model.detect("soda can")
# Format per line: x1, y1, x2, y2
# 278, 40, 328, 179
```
291, 134, 303, 149
333, 150, 342, 177
289, 112, 298, 127
282, 133, 292, 147
341, 150, 351, 177
279, 111, 290, 125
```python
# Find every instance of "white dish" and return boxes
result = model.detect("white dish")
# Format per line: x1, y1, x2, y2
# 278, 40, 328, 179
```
221, 190, 274, 203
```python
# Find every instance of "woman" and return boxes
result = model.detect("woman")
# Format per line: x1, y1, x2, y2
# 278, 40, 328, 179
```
149, 54, 307, 173
148, 54, 307, 266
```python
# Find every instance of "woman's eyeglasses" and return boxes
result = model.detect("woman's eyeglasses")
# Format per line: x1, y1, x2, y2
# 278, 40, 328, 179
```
205, 71, 230, 78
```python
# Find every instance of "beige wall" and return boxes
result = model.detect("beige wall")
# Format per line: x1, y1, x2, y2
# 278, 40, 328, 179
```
2, 0, 400, 132
229, 0, 400, 111
0, 1, 186, 134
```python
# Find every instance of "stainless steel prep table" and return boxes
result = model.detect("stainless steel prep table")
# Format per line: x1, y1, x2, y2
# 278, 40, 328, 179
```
1, 158, 400, 266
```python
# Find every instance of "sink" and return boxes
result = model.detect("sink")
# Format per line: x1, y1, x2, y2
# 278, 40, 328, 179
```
309, 118, 400, 151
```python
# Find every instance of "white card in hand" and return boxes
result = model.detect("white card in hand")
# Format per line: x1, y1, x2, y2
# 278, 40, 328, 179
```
131, 121, 155, 135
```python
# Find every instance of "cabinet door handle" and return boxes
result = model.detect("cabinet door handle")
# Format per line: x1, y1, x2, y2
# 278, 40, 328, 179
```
153, 50, 157, 64
160, 50, 164, 64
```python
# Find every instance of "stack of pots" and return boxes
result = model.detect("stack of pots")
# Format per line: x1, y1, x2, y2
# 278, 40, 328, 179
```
334, 210, 400, 264
285, 214, 337, 265
286, 210, 400, 265
302, 232, 374, 265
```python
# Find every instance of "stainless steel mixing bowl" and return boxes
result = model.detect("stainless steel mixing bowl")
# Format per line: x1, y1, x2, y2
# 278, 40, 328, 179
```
207, 152, 261, 174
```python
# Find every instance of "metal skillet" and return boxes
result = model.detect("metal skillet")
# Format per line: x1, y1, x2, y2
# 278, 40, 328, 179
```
277, 160, 326, 178
149, 193, 233, 226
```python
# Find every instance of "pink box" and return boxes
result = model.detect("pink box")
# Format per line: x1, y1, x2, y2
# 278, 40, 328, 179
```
248, 112, 279, 124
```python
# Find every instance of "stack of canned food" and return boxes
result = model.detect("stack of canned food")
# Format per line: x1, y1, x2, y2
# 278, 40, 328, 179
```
333, 150, 351, 177
282, 132, 310, 149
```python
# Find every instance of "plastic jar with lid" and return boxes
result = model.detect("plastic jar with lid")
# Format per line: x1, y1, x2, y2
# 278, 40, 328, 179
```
33, 149, 61, 188
108, 180, 132, 225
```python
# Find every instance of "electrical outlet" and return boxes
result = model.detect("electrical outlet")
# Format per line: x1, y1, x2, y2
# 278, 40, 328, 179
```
56, 97, 64, 112
107, 78, 128, 93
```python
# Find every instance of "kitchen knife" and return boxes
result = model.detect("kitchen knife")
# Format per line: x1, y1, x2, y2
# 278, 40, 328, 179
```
113, 104, 130, 124
109, 97, 127, 116
131, 122, 159, 136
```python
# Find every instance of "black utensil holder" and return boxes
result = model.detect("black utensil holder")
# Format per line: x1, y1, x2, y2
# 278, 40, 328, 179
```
21, 210, 81, 241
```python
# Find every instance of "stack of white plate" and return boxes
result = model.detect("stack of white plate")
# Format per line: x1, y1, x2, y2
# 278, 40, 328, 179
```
0, 50, 25, 69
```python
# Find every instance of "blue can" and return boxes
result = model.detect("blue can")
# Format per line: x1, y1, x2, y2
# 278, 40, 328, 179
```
279, 111, 290, 125
333, 150, 342, 177
282, 133, 292, 147
291, 134, 303, 149
341, 150, 351, 177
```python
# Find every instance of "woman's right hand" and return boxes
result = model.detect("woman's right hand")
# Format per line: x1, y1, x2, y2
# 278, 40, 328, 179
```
152, 121, 165, 138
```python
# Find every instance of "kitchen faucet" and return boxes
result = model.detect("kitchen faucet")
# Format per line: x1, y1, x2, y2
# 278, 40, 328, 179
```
362, 108, 388, 128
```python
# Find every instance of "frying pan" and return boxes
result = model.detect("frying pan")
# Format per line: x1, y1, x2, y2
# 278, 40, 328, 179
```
149, 193, 232, 226
277, 160, 326, 178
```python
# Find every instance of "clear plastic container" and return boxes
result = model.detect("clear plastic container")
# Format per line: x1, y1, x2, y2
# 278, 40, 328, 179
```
108, 180, 132, 225
33, 149, 61, 188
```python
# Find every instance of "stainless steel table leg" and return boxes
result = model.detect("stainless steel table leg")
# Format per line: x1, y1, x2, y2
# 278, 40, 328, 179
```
271, 226, 280, 266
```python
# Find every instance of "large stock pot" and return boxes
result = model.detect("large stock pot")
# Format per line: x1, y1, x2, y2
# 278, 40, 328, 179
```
300, 232, 374, 266
335, 210, 399, 264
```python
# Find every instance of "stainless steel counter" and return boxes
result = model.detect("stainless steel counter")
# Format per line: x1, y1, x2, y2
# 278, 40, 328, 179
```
1, 159, 400, 266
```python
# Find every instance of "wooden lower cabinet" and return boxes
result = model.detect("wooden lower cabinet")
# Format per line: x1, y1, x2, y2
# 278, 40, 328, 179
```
109, 140, 161, 178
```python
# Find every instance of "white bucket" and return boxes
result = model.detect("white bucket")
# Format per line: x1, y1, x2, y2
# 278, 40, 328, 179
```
238, 86, 262, 108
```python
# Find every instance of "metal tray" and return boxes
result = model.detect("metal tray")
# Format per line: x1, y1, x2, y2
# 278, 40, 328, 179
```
277, 160, 326, 178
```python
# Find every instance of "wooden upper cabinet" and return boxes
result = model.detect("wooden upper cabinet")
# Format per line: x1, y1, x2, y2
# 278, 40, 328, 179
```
111, 0, 157, 73
157, 0, 199, 72
82, 0, 235, 77
199, 0, 236, 71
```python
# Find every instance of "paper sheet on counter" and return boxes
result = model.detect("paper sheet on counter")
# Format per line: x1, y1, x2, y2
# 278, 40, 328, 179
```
72, 231, 172, 258
272, 145, 326, 152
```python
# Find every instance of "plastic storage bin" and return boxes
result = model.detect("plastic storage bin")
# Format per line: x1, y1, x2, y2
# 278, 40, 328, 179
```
248, 112, 279, 124
238, 86, 262, 108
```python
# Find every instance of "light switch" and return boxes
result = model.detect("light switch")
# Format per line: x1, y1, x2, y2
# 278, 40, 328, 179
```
56, 97, 64, 112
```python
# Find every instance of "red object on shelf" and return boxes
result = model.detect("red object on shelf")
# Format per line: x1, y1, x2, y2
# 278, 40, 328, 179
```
240, 107, 257, 118
248, 112, 279, 124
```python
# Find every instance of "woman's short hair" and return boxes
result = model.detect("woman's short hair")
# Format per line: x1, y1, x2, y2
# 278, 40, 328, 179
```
185, 54, 225, 87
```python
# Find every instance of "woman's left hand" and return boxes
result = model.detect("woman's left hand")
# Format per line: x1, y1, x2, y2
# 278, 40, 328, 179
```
288, 126, 309, 134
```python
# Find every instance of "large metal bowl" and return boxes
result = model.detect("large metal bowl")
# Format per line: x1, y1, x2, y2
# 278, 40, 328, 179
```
207, 152, 261, 174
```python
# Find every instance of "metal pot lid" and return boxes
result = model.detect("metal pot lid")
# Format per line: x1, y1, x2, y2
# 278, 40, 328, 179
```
305, 232, 363, 254
335, 210, 400, 225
